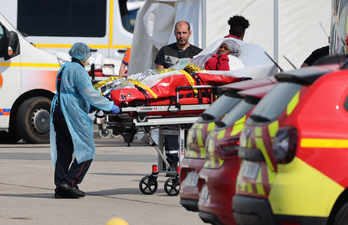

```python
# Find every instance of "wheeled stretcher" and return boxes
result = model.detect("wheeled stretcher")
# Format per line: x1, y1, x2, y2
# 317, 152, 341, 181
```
96, 69, 248, 196
104, 85, 218, 196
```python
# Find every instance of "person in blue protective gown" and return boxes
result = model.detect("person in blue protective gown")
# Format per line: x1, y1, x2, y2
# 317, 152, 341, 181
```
50, 42, 120, 199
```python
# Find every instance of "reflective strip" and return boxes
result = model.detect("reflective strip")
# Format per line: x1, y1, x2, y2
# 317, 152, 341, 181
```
188, 151, 197, 158
255, 127, 262, 136
185, 129, 194, 157
128, 79, 158, 99
256, 184, 266, 195
0, 108, 10, 116
179, 70, 198, 95
240, 180, 247, 192
268, 120, 279, 138
230, 116, 246, 136
301, 138, 348, 148
179, 70, 196, 86
207, 122, 215, 131
109, 0, 114, 48
247, 183, 253, 193
255, 138, 275, 171
165, 150, 179, 154
33, 43, 131, 49
196, 129, 204, 146
287, 91, 299, 115
218, 158, 224, 167
217, 129, 226, 140
0, 62, 60, 68
205, 139, 215, 168
199, 147, 206, 158
247, 134, 252, 148
268, 166, 277, 184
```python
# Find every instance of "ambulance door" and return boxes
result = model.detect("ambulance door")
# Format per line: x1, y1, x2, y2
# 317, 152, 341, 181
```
0, 22, 22, 142
111, 0, 141, 58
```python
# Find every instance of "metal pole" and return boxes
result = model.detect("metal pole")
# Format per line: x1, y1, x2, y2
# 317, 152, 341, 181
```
202, 0, 207, 48
274, 0, 278, 62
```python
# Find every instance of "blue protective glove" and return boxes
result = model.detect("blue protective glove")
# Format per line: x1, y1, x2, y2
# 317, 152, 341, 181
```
111, 105, 120, 114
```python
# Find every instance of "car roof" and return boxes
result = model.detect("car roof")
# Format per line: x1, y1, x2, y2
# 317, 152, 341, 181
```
275, 64, 341, 84
238, 84, 275, 99
219, 76, 277, 92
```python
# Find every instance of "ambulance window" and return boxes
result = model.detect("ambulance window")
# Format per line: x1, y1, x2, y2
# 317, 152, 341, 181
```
17, 0, 107, 37
119, 0, 143, 33
249, 82, 302, 122
0, 25, 6, 56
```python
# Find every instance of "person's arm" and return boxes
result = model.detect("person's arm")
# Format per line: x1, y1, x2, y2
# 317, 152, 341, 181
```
75, 68, 114, 112
118, 63, 126, 78
205, 54, 219, 70
217, 54, 230, 71
156, 64, 164, 69
154, 47, 165, 69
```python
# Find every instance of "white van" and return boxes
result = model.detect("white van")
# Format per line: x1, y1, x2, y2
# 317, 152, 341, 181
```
0, 0, 143, 71
0, 13, 60, 144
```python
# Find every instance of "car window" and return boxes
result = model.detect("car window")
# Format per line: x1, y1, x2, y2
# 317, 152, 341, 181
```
219, 100, 255, 127
249, 82, 302, 122
200, 94, 242, 121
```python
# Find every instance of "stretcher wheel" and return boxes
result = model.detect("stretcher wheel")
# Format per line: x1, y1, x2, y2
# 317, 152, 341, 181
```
139, 175, 158, 195
98, 128, 111, 139
164, 177, 180, 196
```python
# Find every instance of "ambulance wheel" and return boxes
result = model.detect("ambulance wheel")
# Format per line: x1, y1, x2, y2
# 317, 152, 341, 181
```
139, 175, 158, 195
17, 97, 51, 144
98, 128, 111, 139
332, 202, 348, 225
164, 177, 180, 196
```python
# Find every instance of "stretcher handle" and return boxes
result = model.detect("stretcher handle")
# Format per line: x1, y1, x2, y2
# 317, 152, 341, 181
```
168, 97, 181, 113
175, 85, 216, 103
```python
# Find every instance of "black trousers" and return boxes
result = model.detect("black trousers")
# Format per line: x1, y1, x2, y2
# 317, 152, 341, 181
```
53, 102, 92, 195
164, 133, 179, 166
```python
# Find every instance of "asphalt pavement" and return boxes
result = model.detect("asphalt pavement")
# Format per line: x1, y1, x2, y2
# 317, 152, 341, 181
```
0, 127, 204, 225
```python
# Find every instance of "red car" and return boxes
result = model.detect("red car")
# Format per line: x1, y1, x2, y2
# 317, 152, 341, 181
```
198, 84, 274, 225
232, 57, 344, 225
180, 77, 277, 212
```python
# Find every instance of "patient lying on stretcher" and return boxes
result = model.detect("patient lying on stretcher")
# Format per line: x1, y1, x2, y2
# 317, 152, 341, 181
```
190, 39, 245, 71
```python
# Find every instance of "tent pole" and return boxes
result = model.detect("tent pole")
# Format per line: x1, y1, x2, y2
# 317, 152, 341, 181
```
202, 0, 207, 49
274, 0, 278, 62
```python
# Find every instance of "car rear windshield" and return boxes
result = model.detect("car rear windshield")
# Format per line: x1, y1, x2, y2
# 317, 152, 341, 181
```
249, 82, 302, 122
200, 95, 242, 121
219, 100, 255, 128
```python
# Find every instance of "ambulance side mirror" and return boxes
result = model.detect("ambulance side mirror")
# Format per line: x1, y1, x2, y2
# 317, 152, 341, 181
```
7, 31, 19, 58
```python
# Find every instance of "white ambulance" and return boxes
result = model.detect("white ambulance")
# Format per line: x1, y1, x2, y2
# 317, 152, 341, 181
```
0, 13, 60, 144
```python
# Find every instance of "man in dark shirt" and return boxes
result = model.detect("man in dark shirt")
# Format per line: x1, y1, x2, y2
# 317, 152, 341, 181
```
301, 45, 329, 67
155, 20, 202, 69
154, 20, 202, 172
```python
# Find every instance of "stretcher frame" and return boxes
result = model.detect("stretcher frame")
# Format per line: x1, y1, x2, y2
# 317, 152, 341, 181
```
105, 85, 217, 195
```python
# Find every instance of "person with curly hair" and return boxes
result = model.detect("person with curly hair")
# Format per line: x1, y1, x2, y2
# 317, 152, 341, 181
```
225, 15, 250, 40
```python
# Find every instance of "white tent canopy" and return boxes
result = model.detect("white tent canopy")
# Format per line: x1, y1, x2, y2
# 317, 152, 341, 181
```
129, 0, 330, 75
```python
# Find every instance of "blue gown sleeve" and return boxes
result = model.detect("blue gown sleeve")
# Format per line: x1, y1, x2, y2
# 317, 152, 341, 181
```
75, 69, 114, 111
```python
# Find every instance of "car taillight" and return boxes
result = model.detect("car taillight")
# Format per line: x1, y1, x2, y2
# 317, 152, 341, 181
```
219, 136, 240, 156
273, 126, 298, 164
